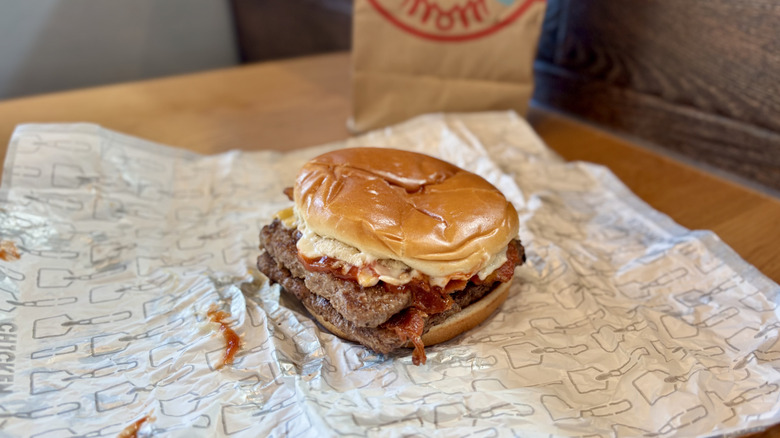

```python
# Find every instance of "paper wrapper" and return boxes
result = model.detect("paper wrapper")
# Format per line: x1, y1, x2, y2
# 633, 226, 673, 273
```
0, 112, 778, 437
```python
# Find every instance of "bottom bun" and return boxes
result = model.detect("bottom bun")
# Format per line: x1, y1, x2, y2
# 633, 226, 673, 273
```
309, 281, 511, 349
417, 281, 511, 347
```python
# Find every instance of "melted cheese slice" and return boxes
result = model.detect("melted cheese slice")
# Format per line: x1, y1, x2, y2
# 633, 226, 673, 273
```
275, 207, 508, 288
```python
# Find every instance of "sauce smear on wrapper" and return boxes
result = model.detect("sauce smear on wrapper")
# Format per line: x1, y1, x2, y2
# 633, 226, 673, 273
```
208, 307, 240, 369
0, 241, 20, 261
117, 414, 154, 438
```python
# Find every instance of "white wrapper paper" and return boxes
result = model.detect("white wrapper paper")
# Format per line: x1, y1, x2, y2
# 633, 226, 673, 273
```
0, 112, 778, 437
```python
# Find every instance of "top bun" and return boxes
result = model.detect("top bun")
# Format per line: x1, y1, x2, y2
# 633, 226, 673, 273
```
294, 148, 519, 278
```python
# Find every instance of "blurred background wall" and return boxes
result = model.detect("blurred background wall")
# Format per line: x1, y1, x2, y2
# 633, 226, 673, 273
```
535, 0, 780, 191
0, 0, 239, 100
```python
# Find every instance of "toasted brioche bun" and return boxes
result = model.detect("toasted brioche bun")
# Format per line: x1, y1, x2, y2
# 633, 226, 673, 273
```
294, 148, 519, 279
308, 280, 511, 349
417, 281, 511, 347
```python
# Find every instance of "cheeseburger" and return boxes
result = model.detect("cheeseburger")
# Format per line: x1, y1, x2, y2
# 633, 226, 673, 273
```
257, 148, 525, 365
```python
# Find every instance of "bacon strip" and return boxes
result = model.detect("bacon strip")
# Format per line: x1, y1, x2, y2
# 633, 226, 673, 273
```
385, 308, 428, 365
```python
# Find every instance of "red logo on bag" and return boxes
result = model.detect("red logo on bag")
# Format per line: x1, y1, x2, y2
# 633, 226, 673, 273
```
367, 0, 544, 42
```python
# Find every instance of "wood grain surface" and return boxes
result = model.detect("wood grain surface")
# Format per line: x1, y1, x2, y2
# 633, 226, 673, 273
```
0, 51, 778, 435
0, 53, 352, 161
534, 0, 780, 192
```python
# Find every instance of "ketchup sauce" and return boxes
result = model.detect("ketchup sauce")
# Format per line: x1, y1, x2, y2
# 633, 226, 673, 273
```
207, 308, 240, 369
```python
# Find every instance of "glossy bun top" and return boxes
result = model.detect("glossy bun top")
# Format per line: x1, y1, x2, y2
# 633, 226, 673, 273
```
294, 147, 519, 278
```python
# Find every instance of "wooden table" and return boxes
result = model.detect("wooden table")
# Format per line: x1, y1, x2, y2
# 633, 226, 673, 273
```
0, 52, 778, 436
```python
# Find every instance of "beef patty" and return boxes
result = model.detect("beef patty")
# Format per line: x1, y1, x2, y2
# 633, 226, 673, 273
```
257, 219, 524, 355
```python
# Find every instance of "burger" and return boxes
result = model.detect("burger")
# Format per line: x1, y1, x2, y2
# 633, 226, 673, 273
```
257, 147, 525, 365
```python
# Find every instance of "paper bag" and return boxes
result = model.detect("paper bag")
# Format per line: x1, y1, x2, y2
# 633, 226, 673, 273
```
349, 0, 547, 132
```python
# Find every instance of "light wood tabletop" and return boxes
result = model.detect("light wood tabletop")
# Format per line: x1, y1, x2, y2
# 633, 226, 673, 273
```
0, 51, 778, 436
